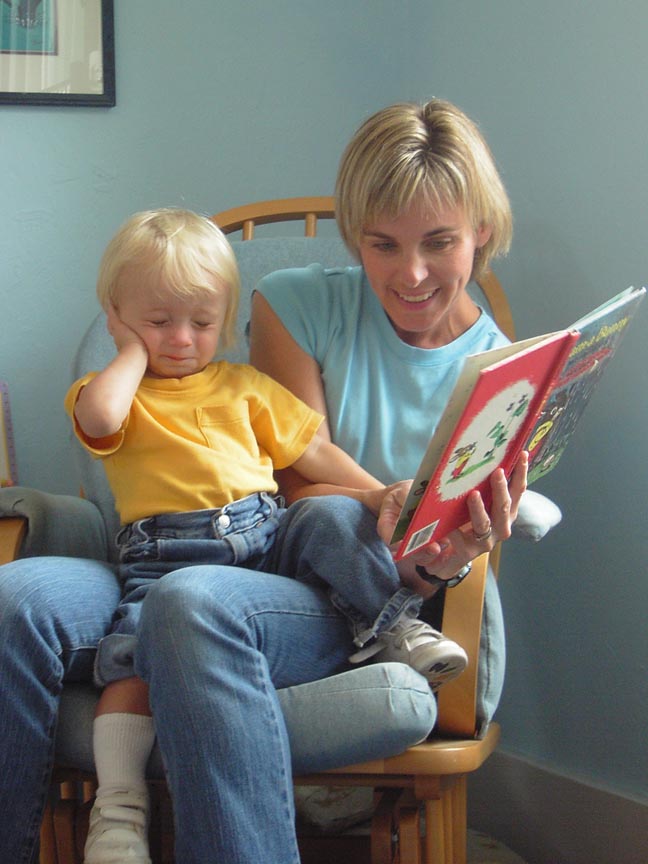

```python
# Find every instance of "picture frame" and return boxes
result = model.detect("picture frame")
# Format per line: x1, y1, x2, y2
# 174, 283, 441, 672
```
0, 381, 18, 487
0, 0, 115, 107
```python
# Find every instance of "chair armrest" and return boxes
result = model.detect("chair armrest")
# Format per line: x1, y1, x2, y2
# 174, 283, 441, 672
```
512, 489, 562, 542
0, 517, 27, 565
0, 486, 108, 561
436, 551, 488, 738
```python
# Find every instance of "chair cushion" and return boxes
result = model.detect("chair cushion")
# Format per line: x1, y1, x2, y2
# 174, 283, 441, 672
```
477, 566, 506, 734
55, 663, 437, 777
511, 488, 562, 541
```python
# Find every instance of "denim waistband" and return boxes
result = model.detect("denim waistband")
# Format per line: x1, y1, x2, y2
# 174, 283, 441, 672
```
118, 492, 283, 544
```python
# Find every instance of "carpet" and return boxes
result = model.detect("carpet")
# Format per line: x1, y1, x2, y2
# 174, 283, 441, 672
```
468, 829, 528, 863
295, 787, 528, 863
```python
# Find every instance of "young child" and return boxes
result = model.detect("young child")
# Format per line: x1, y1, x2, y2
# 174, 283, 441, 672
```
66, 208, 468, 864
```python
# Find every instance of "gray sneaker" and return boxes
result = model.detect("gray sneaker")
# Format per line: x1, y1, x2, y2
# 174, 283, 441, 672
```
350, 617, 468, 690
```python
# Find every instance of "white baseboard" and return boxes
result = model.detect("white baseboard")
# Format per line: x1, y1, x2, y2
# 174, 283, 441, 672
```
467, 749, 648, 864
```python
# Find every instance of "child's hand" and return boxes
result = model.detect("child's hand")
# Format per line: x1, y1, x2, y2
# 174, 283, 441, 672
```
107, 305, 147, 355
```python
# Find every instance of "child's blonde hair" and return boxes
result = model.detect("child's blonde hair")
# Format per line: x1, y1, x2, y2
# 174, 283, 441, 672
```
335, 99, 512, 279
96, 208, 240, 350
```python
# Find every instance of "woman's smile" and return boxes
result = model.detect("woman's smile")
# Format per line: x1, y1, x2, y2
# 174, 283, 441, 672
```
359, 202, 491, 348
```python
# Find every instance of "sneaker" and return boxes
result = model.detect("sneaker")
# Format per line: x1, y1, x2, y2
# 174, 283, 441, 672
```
84, 788, 151, 864
350, 617, 468, 690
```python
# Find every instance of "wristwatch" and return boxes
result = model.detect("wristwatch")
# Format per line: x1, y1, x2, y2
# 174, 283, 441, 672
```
415, 562, 472, 588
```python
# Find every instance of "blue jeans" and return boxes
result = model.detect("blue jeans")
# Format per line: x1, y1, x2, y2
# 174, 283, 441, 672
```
0, 556, 121, 864
98, 493, 421, 685
0, 496, 423, 863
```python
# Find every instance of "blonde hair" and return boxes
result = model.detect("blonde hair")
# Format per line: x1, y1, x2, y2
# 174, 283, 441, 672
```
335, 99, 512, 278
96, 208, 240, 350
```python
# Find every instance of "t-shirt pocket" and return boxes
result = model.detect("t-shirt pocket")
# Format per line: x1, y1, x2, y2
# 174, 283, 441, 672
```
196, 404, 260, 461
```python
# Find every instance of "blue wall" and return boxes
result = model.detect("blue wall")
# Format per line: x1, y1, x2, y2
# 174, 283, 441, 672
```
1, 0, 646, 804
1, 0, 411, 493
417, 0, 648, 802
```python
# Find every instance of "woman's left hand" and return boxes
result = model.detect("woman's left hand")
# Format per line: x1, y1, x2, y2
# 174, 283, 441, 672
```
377, 452, 528, 597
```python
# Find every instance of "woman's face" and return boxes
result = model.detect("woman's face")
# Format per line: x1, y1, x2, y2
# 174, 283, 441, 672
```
359, 202, 492, 349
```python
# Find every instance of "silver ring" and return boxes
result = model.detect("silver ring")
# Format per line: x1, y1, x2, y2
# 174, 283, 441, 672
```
473, 525, 493, 543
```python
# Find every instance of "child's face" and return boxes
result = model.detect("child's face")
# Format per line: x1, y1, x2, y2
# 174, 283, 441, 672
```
115, 269, 228, 379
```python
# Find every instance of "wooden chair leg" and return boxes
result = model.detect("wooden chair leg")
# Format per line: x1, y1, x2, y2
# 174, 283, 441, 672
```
371, 788, 401, 864
423, 798, 445, 864
398, 806, 422, 864
40, 800, 58, 864
450, 776, 467, 864
441, 787, 454, 864
52, 799, 80, 864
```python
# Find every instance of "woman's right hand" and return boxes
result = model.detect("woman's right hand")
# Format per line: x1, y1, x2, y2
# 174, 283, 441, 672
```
376, 452, 528, 597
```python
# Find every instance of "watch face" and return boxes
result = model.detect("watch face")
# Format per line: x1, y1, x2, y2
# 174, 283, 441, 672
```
444, 576, 462, 588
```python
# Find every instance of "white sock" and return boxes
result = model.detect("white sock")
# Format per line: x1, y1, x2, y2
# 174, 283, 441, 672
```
93, 712, 156, 796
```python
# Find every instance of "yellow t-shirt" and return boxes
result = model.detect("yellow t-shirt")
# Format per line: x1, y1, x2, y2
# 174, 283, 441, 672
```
65, 361, 323, 524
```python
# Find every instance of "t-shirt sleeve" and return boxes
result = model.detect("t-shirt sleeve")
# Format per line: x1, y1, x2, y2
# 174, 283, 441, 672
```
64, 373, 125, 456
255, 264, 333, 363
245, 366, 324, 469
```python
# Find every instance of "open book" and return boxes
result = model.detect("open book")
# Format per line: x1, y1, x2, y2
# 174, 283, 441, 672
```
391, 286, 646, 560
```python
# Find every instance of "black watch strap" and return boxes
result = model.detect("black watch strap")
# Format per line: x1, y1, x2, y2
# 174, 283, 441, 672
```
415, 562, 472, 588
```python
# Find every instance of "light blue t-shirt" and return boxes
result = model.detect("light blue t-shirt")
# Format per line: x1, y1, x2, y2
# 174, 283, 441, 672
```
257, 264, 508, 484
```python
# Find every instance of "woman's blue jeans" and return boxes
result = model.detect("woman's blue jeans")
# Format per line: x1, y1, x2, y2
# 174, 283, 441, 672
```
0, 495, 420, 863
0, 555, 121, 864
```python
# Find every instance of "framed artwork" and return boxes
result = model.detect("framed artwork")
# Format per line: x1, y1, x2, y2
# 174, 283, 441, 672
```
0, 381, 18, 487
0, 0, 115, 106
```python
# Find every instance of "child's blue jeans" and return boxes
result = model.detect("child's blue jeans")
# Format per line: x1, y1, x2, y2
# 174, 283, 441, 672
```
94, 493, 421, 686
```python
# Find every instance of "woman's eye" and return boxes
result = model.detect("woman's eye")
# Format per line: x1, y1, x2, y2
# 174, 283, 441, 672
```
425, 237, 454, 251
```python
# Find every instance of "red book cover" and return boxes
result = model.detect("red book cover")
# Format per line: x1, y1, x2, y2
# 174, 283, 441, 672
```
391, 330, 577, 559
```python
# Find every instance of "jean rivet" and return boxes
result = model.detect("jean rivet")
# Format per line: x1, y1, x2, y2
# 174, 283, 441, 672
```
217, 513, 232, 529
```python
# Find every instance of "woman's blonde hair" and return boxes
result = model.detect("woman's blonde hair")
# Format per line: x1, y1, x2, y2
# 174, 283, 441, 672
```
335, 99, 512, 278
96, 208, 240, 350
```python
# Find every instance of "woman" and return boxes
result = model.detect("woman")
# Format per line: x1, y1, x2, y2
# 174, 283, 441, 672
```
0, 99, 528, 864
133, 108, 528, 857
251, 98, 524, 613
